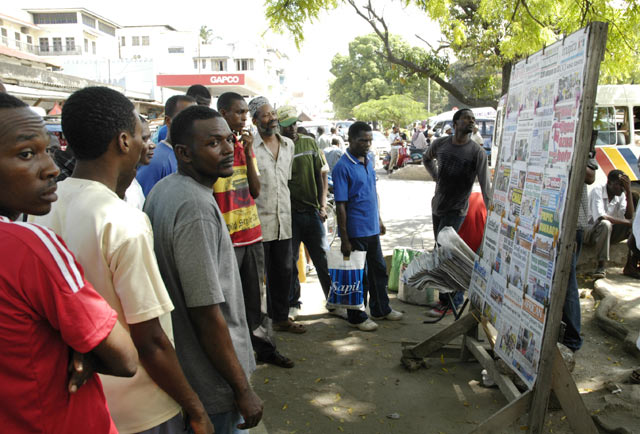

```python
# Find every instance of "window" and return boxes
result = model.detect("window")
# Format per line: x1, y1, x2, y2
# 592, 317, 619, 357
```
32, 13, 77, 25
615, 106, 630, 145
235, 58, 254, 71
201, 59, 207, 69
593, 106, 618, 146
1, 28, 7, 45
92, 40, 96, 54
132, 36, 139, 46
168, 46, 184, 54
98, 22, 115, 36
52, 37, 62, 52
65, 37, 75, 51
142, 36, 149, 46
39, 37, 49, 52
634, 106, 640, 146
82, 14, 96, 28
120, 36, 125, 46
26, 35, 32, 45
194, 59, 198, 69
84, 38, 88, 52
211, 59, 226, 71
14, 32, 20, 49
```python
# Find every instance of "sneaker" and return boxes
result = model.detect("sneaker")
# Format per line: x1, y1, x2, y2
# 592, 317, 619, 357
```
371, 309, 403, 321
424, 306, 453, 318
288, 306, 300, 321
306, 264, 316, 275
593, 267, 606, 279
328, 307, 348, 319
349, 318, 378, 331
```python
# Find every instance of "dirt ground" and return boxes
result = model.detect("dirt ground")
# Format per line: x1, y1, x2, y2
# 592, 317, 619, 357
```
250, 172, 640, 434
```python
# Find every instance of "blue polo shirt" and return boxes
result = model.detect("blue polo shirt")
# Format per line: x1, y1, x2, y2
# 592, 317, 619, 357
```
332, 149, 379, 238
136, 140, 177, 196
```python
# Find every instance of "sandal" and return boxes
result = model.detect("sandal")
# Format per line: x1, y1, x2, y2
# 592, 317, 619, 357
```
630, 369, 640, 384
273, 320, 307, 334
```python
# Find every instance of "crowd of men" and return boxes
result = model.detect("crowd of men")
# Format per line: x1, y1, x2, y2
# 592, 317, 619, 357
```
6, 76, 637, 433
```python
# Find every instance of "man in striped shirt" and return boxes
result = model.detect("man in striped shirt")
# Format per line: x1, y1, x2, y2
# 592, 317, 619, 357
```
0, 91, 138, 433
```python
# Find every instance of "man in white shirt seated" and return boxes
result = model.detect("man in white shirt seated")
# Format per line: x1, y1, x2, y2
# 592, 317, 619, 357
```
584, 169, 634, 279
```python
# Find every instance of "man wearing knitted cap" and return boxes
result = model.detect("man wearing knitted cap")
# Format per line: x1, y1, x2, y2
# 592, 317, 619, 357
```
277, 105, 338, 321
250, 97, 306, 334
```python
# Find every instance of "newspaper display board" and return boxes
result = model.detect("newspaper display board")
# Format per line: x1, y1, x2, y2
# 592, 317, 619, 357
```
469, 28, 590, 388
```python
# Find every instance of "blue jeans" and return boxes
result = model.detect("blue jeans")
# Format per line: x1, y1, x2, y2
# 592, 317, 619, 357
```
433, 213, 466, 308
346, 235, 392, 324
208, 411, 246, 434
562, 230, 583, 351
290, 210, 332, 307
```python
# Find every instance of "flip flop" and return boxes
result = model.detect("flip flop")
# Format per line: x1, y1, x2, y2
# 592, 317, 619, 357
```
273, 320, 307, 334
630, 369, 640, 384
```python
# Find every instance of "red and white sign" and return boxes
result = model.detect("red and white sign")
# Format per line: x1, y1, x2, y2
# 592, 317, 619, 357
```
156, 74, 245, 87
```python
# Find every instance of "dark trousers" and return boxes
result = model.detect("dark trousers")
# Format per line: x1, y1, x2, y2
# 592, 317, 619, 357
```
263, 239, 293, 323
433, 213, 466, 308
346, 235, 392, 324
562, 230, 583, 351
235, 242, 276, 358
289, 209, 332, 308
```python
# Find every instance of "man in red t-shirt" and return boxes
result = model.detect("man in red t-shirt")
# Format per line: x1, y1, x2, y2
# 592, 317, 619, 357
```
214, 92, 294, 368
0, 92, 138, 433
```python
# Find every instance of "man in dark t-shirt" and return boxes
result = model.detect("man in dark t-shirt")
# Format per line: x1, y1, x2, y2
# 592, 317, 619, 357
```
422, 108, 491, 316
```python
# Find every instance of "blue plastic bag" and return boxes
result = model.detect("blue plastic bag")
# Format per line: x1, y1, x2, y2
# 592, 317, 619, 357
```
326, 250, 366, 310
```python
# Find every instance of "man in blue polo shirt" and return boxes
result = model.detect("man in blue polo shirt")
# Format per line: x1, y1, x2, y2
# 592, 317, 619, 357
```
332, 121, 403, 331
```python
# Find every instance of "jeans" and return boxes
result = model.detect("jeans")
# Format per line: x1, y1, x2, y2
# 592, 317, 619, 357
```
289, 209, 332, 308
235, 242, 276, 358
346, 235, 392, 324
433, 213, 466, 308
208, 411, 246, 434
562, 230, 583, 351
263, 239, 293, 323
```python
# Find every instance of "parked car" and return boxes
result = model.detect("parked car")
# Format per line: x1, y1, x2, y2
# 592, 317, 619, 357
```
298, 121, 333, 138
371, 130, 390, 157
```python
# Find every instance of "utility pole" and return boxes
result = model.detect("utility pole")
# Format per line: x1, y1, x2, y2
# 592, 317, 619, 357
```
427, 77, 431, 114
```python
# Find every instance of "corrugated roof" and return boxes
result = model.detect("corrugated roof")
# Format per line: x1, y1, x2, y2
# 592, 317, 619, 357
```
0, 45, 60, 68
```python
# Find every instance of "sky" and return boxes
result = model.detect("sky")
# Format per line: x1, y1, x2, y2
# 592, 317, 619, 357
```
17, 0, 442, 113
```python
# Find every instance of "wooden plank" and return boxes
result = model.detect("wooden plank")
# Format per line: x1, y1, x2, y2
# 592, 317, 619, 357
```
551, 347, 598, 434
465, 337, 521, 402
401, 312, 478, 359
528, 22, 609, 433
469, 390, 532, 434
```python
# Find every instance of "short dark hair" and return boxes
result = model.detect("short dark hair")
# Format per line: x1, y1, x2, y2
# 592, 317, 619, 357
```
348, 121, 372, 140
186, 84, 211, 105
217, 92, 244, 111
171, 105, 222, 149
608, 169, 625, 183
453, 108, 473, 123
331, 138, 340, 146
0, 92, 27, 109
330, 127, 337, 134
165, 95, 196, 118
62, 86, 136, 160
317, 126, 325, 135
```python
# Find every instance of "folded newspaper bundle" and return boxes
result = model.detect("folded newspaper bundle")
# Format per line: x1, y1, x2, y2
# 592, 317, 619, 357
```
402, 226, 478, 295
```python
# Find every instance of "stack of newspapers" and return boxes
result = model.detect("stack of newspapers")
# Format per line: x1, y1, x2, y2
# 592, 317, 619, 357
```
402, 226, 477, 295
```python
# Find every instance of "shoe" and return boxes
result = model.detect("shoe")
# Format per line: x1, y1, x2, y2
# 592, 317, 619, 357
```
257, 351, 295, 368
371, 309, 403, 321
349, 318, 378, 331
328, 307, 348, 319
593, 267, 606, 279
273, 320, 307, 334
424, 306, 453, 318
306, 264, 316, 275
288, 306, 300, 321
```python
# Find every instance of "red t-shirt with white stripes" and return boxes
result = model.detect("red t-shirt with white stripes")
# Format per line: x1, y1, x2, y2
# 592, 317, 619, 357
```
0, 216, 118, 434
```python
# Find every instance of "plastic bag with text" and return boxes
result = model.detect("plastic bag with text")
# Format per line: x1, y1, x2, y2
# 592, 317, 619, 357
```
326, 250, 366, 310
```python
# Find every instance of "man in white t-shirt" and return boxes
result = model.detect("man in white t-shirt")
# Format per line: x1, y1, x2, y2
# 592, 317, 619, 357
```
34, 87, 212, 434
584, 169, 634, 279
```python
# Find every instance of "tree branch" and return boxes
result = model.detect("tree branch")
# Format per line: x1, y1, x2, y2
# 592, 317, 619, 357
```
347, 0, 498, 108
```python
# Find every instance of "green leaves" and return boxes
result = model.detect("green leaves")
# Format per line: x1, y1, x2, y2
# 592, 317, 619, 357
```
353, 94, 429, 127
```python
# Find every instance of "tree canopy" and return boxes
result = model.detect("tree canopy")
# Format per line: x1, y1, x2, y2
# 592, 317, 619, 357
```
329, 34, 449, 118
353, 94, 428, 128
265, 0, 640, 106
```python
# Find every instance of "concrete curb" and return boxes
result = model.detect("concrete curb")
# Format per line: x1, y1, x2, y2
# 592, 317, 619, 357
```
593, 279, 640, 359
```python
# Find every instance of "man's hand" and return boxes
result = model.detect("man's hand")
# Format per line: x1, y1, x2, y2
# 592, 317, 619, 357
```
621, 174, 631, 194
68, 350, 96, 394
318, 206, 328, 221
188, 412, 215, 434
379, 221, 386, 236
341, 239, 352, 258
235, 389, 263, 429
241, 130, 254, 153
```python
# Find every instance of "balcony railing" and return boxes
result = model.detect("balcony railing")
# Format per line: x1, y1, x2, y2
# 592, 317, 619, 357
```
36, 47, 83, 56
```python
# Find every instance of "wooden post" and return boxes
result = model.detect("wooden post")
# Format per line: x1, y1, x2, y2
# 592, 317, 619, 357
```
527, 22, 608, 432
